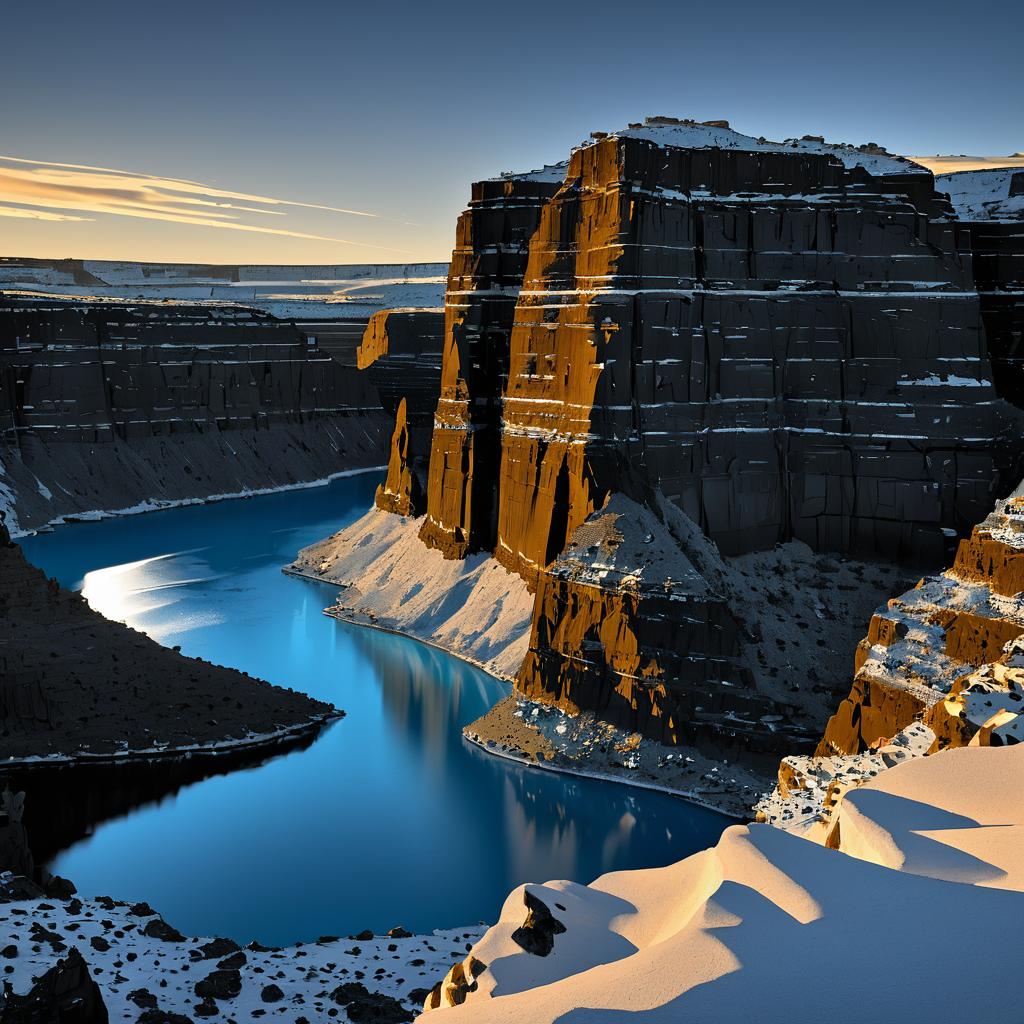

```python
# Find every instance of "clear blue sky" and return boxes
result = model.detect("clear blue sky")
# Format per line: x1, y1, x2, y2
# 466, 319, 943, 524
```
3, 0, 1021, 264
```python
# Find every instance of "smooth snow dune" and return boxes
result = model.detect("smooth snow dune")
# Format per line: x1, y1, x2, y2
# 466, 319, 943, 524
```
428, 745, 1024, 1023
289, 508, 533, 680
834, 745, 1024, 889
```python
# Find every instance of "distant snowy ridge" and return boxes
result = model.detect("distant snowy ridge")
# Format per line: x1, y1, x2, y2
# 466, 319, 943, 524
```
936, 166, 1024, 222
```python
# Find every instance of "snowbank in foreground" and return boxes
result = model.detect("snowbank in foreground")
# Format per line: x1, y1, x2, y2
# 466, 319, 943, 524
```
424, 744, 1023, 1022
288, 508, 534, 681
0, 894, 483, 1023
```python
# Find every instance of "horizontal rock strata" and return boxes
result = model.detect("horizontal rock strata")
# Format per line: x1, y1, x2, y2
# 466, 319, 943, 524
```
0, 293, 391, 532
316, 119, 1024, 765
357, 309, 444, 516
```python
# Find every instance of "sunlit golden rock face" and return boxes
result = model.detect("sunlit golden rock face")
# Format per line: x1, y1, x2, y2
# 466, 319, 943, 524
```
374, 398, 421, 516
758, 484, 1024, 834
371, 124, 1024, 752
357, 309, 445, 517
419, 178, 561, 560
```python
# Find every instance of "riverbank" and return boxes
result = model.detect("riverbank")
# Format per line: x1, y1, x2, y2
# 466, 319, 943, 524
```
464, 696, 761, 819
0, 518, 340, 765
287, 508, 534, 681
0, 424, 389, 536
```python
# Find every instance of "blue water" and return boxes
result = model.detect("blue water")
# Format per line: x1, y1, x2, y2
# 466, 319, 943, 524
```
17, 474, 730, 945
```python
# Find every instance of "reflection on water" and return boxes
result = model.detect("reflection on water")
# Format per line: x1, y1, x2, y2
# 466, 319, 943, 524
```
16, 476, 730, 945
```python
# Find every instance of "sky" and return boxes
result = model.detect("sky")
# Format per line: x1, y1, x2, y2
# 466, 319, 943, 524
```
2, 0, 1022, 266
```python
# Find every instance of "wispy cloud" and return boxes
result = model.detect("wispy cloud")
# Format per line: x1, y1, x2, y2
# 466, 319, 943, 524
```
0, 155, 412, 253
0, 206, 91, 222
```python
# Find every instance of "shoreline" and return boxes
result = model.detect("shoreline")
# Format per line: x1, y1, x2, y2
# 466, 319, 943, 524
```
285, 563, 754, 818
10, 465, 387, 539
281, 564, 519, 683
2, 711, 344, 773
462, 725, 749, 821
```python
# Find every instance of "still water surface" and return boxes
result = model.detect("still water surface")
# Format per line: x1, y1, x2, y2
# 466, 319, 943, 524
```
18, 474, 729, 945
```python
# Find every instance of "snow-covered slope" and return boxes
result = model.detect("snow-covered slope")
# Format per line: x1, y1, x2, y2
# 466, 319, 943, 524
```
936, 167, 1024, 222
0, 259, 448, 319
424, 744, 1023, 1023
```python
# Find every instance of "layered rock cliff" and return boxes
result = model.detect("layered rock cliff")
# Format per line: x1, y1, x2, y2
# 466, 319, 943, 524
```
0, 516, 337, 763
357, 308, 444, 515
310, 118, 1024, 777
0, 293, 392, 532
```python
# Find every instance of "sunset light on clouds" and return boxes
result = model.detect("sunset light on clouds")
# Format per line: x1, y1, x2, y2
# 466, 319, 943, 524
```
0, 155, 415, 254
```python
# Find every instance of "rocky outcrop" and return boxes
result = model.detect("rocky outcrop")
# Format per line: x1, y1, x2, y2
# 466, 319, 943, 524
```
418, 172, 563, 559
0, 293, 391, 532
316, 118, 1024, 764
0, 947, 108, 1024
937, 168, 1024, 407
515, 494, 816, 762
357, 309, 444, 515
0, 515, 338, 763
757, 480, 1024, 834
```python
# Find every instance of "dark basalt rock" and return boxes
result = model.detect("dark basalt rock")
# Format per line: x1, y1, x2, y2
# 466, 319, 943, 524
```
259, 984, 283, 1004
0, 514, 335, 762
141, 919, 186, 943
329, 982, 412, 1024
192, 969, 241, 1001
193, 938, 240, 961
418, 175, 563, 559
510, 890, 566, 957
358, 310, 444, 517
0, 295, 392, 532
0, 947, 108, 1023
138, 1010, 194, 1024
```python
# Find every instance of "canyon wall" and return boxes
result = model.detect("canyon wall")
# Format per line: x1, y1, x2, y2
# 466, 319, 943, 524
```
418, 172, 563, 558
357, 308, 444, 515
0, 294, 392, 531
757, 478, 1024, 835
342, 120, 1024, 756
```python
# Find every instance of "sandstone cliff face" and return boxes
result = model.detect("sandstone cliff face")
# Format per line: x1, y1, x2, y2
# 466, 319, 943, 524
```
418, 173, 563, 559
515, 494, 815, 761
494, 133, 1019, 584
357, 308, 444, 516
0, 294, 391, 531
336, 119, 1024, 756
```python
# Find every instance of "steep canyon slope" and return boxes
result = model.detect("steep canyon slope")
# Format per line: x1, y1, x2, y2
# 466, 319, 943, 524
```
299, 117, 1024, 783
0, 293, 392, 533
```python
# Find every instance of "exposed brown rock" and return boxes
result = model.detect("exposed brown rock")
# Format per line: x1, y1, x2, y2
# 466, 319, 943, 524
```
343, 121, 1024, 759
759, 480, 1024, 832
374, 398, 422, 516
419, 176, 561, 560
